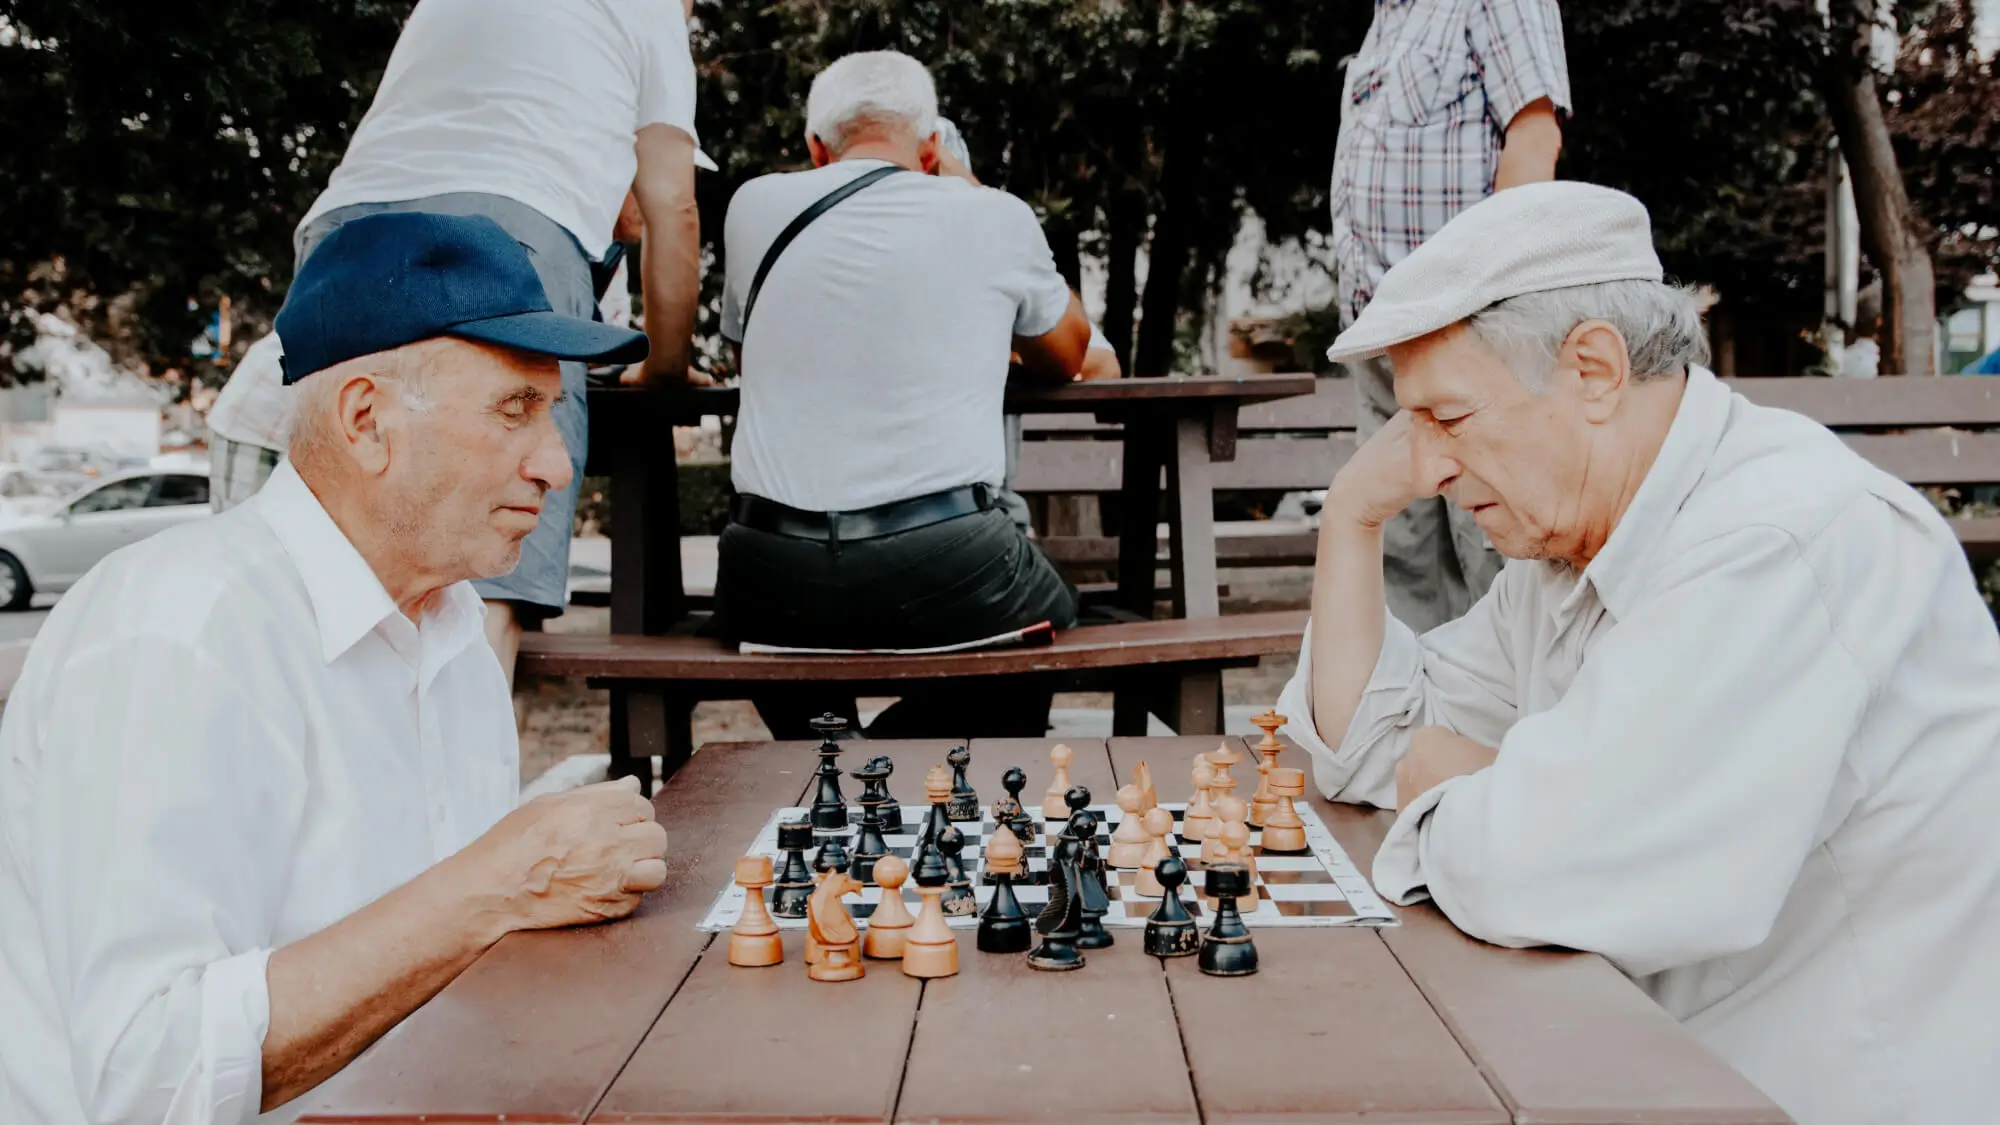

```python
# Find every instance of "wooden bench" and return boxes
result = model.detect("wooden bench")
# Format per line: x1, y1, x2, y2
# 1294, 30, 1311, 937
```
1016, 374, 2000, 571
518, 610, 1308, 786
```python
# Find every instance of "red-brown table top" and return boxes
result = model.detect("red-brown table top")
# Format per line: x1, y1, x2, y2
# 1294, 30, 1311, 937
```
299, 737, 1788, 1125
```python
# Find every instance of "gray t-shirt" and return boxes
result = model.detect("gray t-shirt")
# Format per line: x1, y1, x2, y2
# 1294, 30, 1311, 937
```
721, 159, 1072, 512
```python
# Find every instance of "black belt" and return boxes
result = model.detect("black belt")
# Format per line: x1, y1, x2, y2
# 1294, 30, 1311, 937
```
732, 485, 993, 543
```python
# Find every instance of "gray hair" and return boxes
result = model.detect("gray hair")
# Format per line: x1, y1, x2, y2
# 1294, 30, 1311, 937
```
805, 51, 938, 155
1468, 279, 1710, 389
286, 340, 443, 472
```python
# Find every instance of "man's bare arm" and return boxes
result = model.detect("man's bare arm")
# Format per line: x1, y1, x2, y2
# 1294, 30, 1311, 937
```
634, 123, 702, 382
1308, 411, 1427, 750
260, 779, 667, 1111
1493, 97, 1562, 191
1013, 293, 1092, 383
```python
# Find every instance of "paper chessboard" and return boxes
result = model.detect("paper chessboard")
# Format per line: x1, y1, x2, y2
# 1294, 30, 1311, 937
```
697, 802, 1397, 932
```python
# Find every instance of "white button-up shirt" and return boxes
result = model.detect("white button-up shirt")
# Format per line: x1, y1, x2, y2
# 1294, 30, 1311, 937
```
1278, 366, 2000, 1125
0, 462, 518, 1125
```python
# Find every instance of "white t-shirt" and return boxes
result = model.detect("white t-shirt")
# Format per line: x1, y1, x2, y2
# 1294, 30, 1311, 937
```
721, 160, 1073, 512
299, 0, 698, 258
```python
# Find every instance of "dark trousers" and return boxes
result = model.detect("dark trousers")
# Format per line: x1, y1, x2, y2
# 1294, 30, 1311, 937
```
714, 507, 1079, 739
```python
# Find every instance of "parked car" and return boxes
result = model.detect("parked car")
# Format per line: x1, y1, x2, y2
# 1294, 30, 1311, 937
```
0, 465, 87, 514
0, 469, 211, 610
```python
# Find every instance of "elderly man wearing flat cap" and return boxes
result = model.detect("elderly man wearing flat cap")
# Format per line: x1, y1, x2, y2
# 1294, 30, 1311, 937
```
0, 212, 670, 1125
1278, 182, 2000, 1125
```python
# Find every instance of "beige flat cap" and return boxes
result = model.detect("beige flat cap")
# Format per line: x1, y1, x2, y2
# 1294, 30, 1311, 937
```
1328, 181, 1664, 363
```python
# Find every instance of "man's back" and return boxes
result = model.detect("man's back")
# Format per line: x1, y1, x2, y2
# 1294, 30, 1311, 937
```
720, 161, 1071, 512
299, 0, 696, 256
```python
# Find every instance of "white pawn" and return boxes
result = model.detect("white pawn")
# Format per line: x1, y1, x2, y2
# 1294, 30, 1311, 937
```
1107, 784, 1150, 869
1181, 759, 1218, 844
1132, 807, 1175, 898
1042, 743, 1075, 822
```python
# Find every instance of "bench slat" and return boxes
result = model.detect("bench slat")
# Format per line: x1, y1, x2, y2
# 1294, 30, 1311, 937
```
1725, 376, 2000, 428
517, 611, 1309, 681
1013, 435, 1354, 493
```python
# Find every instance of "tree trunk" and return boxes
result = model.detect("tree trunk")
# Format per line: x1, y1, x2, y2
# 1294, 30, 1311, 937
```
1821, 0, 1936, 374
1134, 123, 1198, 377
1103, 189, 1144, 375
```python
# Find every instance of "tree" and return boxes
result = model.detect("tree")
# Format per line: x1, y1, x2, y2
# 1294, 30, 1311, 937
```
0, 1, 412, 384
1824, 0, 1936, 373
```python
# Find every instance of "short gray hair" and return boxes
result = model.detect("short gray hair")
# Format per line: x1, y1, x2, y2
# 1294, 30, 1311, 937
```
287, 340, 443, 471
1468, 279, 1710, 389
805, 51, 938, 155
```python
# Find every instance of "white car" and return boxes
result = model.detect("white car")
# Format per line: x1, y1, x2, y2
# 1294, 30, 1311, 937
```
0, 469, 212, 610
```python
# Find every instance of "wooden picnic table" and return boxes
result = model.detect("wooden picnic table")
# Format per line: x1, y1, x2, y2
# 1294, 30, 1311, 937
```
583, 372, 1318, 635
299, 736, 1789, 1125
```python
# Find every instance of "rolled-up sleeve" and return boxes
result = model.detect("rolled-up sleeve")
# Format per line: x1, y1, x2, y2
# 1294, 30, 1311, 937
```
1373, 525, 1876, 977
1470, 0, 1572, 125
1275, 565, 1523, 809
29, 636, 302, 1125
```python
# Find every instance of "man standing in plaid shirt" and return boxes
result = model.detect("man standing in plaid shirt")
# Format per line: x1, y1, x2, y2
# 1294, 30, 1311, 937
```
1330, 0, 1570, 631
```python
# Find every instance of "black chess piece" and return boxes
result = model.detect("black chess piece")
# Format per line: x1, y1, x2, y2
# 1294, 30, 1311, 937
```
945, 745, 979, 821
812, 830, 851, 877
1063, 793, 1111, 902
977, 861, 1032, 955
870, 755, 903, 833
1028, 837, 1087, 971
996, 764, 1040, 860
1143, 856, 1200, 958
912, 819, 952, 888
848, 766, 889, 885
808, 714, 849, 832
1065, 810, 1113, 950
1197, 863, 1259, 977
937, 826, 977, 916
770, 820, 815, 919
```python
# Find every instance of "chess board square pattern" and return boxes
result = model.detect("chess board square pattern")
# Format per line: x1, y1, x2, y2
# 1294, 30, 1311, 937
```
698, 803, 1398, 931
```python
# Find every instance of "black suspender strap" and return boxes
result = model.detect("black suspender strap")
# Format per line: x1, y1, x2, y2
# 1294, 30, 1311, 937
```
739, 163, 905, 332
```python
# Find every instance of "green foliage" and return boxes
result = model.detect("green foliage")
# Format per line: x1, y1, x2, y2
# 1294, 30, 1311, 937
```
0, 0, 413, 381
0, 0, 1992, 384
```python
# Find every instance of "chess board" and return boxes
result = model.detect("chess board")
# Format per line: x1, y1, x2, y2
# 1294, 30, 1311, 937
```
697, 802, 1397, 932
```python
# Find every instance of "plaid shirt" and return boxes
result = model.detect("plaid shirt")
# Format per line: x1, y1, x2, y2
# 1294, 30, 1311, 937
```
1331, 0, 1571, 324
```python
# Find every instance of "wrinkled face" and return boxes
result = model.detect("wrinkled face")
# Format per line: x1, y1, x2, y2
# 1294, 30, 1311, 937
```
378, 340, 572, 582
1389, 323, 1594, 561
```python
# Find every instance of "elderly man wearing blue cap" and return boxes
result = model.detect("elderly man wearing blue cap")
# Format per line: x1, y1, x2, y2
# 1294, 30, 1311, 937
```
1277, 182, 2000, 1125
0, 212, 669, 1125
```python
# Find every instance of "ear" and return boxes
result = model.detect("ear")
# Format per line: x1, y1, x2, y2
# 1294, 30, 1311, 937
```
335, 373, 394, 475
807, 134, 833, 168
918, 132, 941, 174
1560, 320, 1630, 424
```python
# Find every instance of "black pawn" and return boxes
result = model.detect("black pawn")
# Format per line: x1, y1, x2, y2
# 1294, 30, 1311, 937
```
945, 745, 979, 821
977, 863, 1032, 954
848, 768, 889, 885
1001, 766, 1037, 851
1067, 810, 1113, 950
770, 820, 814, 919
1029, 837, 1087, 971
938, 826, 978, 917
812, 831, 851, 878
912, 820, 951, 887
808, 714, 849, 832
1143, 857, 1200, 958
871, 755, 903, 833
1198, 863, 1259, 977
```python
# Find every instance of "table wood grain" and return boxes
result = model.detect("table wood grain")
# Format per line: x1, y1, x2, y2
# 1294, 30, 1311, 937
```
301, 738, 1790, 1125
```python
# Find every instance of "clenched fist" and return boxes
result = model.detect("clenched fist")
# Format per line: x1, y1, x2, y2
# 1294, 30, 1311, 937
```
456, 776, 669, 934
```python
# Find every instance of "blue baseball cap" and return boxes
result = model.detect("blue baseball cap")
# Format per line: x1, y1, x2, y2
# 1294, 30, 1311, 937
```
274, 211, 649, 384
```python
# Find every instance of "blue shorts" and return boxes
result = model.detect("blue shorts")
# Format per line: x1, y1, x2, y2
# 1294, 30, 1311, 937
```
296, 192, 596, 614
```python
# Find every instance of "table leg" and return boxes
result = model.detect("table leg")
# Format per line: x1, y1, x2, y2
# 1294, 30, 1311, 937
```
608, 685, 668, 797
1165, 412, 1220, 619
609, 398, 686, 636
1172, 668, 1224, 735
1115, 418, 1165, 619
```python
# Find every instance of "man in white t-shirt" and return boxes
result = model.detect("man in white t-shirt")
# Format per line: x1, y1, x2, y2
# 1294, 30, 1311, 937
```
714, 51, 1092, 739
278, 0, 702, 685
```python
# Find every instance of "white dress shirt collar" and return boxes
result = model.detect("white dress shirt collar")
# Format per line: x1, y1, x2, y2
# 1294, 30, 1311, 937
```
1558, 364, 1733, 626
254, 461, 485, 672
